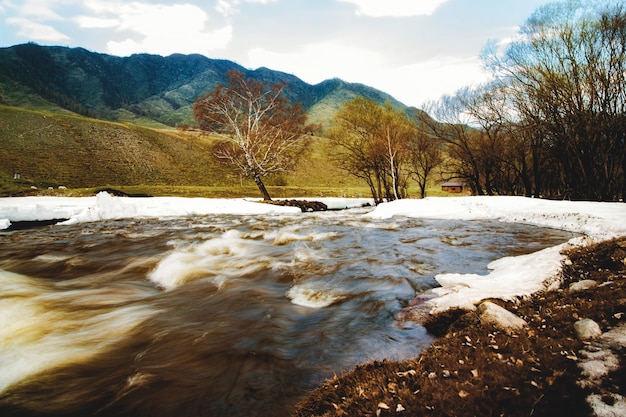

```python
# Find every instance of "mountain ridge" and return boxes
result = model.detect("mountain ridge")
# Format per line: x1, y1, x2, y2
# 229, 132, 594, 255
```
0, 43, 411, 129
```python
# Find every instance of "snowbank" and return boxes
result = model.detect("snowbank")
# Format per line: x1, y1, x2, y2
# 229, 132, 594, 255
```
367, 196, 626, 239
0, 196, 96, 226
367, 196, 626, 313
0, 193, 374, 229
0, 192, 301, 229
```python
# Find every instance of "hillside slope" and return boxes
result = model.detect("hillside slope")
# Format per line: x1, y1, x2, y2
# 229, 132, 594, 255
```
0, 106, 226, 189
0, 106, 363, 196
0, 43, 408, 128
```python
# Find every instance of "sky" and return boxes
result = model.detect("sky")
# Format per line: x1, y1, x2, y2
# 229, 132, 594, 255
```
0, 0, 561, 107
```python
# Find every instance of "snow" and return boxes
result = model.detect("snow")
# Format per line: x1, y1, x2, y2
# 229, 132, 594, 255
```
0, 192, 300, 227
0, 196, 96, 227
366, 196, 626, 313
367, 196, 626, 240
0, 193, 374, 229
1, 194, 625, 313
428, 243, 566, 312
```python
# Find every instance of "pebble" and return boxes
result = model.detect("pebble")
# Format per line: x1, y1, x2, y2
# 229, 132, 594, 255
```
569, 280, 599, 292
574, 318, 602, 340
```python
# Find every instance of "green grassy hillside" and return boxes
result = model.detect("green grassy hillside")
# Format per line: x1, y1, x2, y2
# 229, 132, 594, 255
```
0, 105, 369, 197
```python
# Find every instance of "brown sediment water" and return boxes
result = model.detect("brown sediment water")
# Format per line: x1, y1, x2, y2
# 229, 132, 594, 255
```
0, 209, 576, 416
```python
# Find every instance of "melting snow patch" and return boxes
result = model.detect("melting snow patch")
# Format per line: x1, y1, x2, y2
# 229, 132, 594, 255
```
577, 324, 626, 417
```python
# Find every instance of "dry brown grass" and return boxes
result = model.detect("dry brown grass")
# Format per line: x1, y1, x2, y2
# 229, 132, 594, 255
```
293, 237, 626, 417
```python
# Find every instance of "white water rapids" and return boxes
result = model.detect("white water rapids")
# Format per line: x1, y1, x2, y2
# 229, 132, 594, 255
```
0, 208, 576, 416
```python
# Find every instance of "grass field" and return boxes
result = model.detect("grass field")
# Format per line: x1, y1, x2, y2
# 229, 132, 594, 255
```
0, 105, 452, 199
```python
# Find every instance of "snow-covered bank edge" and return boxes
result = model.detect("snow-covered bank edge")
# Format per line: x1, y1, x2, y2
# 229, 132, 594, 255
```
0, 192, 374, 230
366, 196, 626, 314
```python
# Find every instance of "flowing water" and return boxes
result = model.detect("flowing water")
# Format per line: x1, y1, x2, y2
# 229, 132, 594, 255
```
0, 208, 576, 416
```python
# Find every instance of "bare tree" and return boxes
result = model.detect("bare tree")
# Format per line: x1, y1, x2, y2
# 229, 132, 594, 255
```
193, 70, 311, 200
380, 103, 414, 200
420, 95, 487, 195
487, 0, 626, 201
406, 118, 443, 198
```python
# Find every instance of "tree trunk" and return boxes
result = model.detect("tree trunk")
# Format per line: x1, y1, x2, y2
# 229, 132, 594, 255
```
386, 129, 399, 201
253, 174, 272, 201
419, 179, 427, 199
622, 148, 626, 202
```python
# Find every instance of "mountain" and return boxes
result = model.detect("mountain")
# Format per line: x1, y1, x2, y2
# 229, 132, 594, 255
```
0, 43, 409, 129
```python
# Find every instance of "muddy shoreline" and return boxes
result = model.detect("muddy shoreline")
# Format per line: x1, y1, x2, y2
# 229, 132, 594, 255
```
294, 237, 626, 417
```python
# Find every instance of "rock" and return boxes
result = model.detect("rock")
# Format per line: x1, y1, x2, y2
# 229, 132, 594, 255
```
477, 301, 527, 335
265, 199, 328, 212
574, 318, 602, 340
569, 280, 599, 292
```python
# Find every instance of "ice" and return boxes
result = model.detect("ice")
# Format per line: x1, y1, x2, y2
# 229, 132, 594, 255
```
428, 243, 566, 313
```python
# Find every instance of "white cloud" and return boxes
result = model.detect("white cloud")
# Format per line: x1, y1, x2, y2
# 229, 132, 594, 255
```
248, 42, 384, 85
75, 16, 118, 29
338, 0, 448, 17
79, 1, 233, 56
12, 0, 65, 20
215, 0, 278, 16
106, 23, 233, 57
107, 26, 232, 56
384, 56, 490, 105
6, 17, 70, 41
247, 42, 490, 107
216, 0, 237, 16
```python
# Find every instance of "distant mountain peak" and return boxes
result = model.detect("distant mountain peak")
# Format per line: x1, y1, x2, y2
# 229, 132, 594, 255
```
0, 44, 413, 129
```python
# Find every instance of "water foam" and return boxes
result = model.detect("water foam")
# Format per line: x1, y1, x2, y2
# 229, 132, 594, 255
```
271, 227, 338, 246
148, 230, 278, 290
286, 285, 345, 308
0, 269, 157, 394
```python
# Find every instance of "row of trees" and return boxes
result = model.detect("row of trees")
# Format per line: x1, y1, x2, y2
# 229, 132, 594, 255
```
423, 0, 626, 201
192, 70, 442, 202
194, 0, 625, 202
328, 98, 441, 203
193, 70, 312, 201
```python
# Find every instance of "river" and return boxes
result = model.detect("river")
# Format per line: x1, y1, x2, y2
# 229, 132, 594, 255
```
0, 208, 576, 416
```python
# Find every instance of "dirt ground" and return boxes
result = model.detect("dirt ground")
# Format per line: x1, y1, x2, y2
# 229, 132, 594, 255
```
293, 237, 626, 417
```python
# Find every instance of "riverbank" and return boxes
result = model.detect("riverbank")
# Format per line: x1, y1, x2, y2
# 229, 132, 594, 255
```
293, 237, 626, 416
